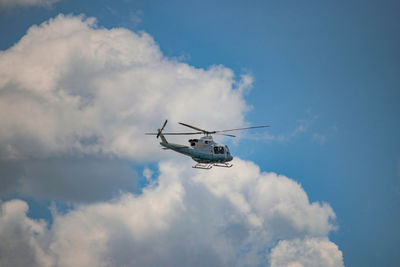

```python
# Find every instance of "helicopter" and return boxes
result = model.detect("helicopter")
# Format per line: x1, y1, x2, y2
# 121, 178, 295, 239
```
146, 120, 269, 169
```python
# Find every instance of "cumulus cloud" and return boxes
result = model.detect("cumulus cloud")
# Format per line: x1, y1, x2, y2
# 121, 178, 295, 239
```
1, 157, 138, 203
0, 158, 343, 266
0, 14, 250, 201
0, 199, 54, 267
0, 0, 60, 8
0, 14, 343, 266
0, 14, 249, 161
269, 238, 344, 267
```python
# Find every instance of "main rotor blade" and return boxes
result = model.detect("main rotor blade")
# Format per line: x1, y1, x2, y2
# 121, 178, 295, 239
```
146, 132, 203, 135
215, 133, 236, 137
178, 122, 208, 133
216, 125, 269, 133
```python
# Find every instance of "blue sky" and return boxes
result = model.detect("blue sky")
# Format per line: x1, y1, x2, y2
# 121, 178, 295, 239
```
0, 0, 399, 266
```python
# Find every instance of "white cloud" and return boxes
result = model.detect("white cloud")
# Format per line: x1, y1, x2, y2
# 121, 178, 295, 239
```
143, 167, 153, 181
269, 238, 344, 267
0, 199, 54, 267
0, 0, 60, 8
0, 13, 251, 202
0, 14, 249, 162
0, 14, 343, 266
193, 158, 336, 237
6, 158, 138, 203
0, 158, 343, 266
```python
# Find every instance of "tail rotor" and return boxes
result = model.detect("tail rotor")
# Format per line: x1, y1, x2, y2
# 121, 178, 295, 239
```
157, 119, 168, 139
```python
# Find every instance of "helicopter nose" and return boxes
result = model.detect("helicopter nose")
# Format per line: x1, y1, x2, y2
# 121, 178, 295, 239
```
227, 154, 233, 161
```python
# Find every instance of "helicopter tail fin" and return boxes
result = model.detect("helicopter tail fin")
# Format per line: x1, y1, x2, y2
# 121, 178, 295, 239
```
158, 131, 168, 144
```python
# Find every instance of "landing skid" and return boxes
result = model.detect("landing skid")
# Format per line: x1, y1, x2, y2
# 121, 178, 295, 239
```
192, 162, 233, 170
192, 163, 213, 169
213, 163, 233, 168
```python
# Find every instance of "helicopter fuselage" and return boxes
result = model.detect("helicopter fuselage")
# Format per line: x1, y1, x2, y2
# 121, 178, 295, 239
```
160, 135, 233, 164
146, 120, 268, 169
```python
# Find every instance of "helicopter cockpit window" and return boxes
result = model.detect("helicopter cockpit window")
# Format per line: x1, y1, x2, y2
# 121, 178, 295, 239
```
214, 146, 224, 154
